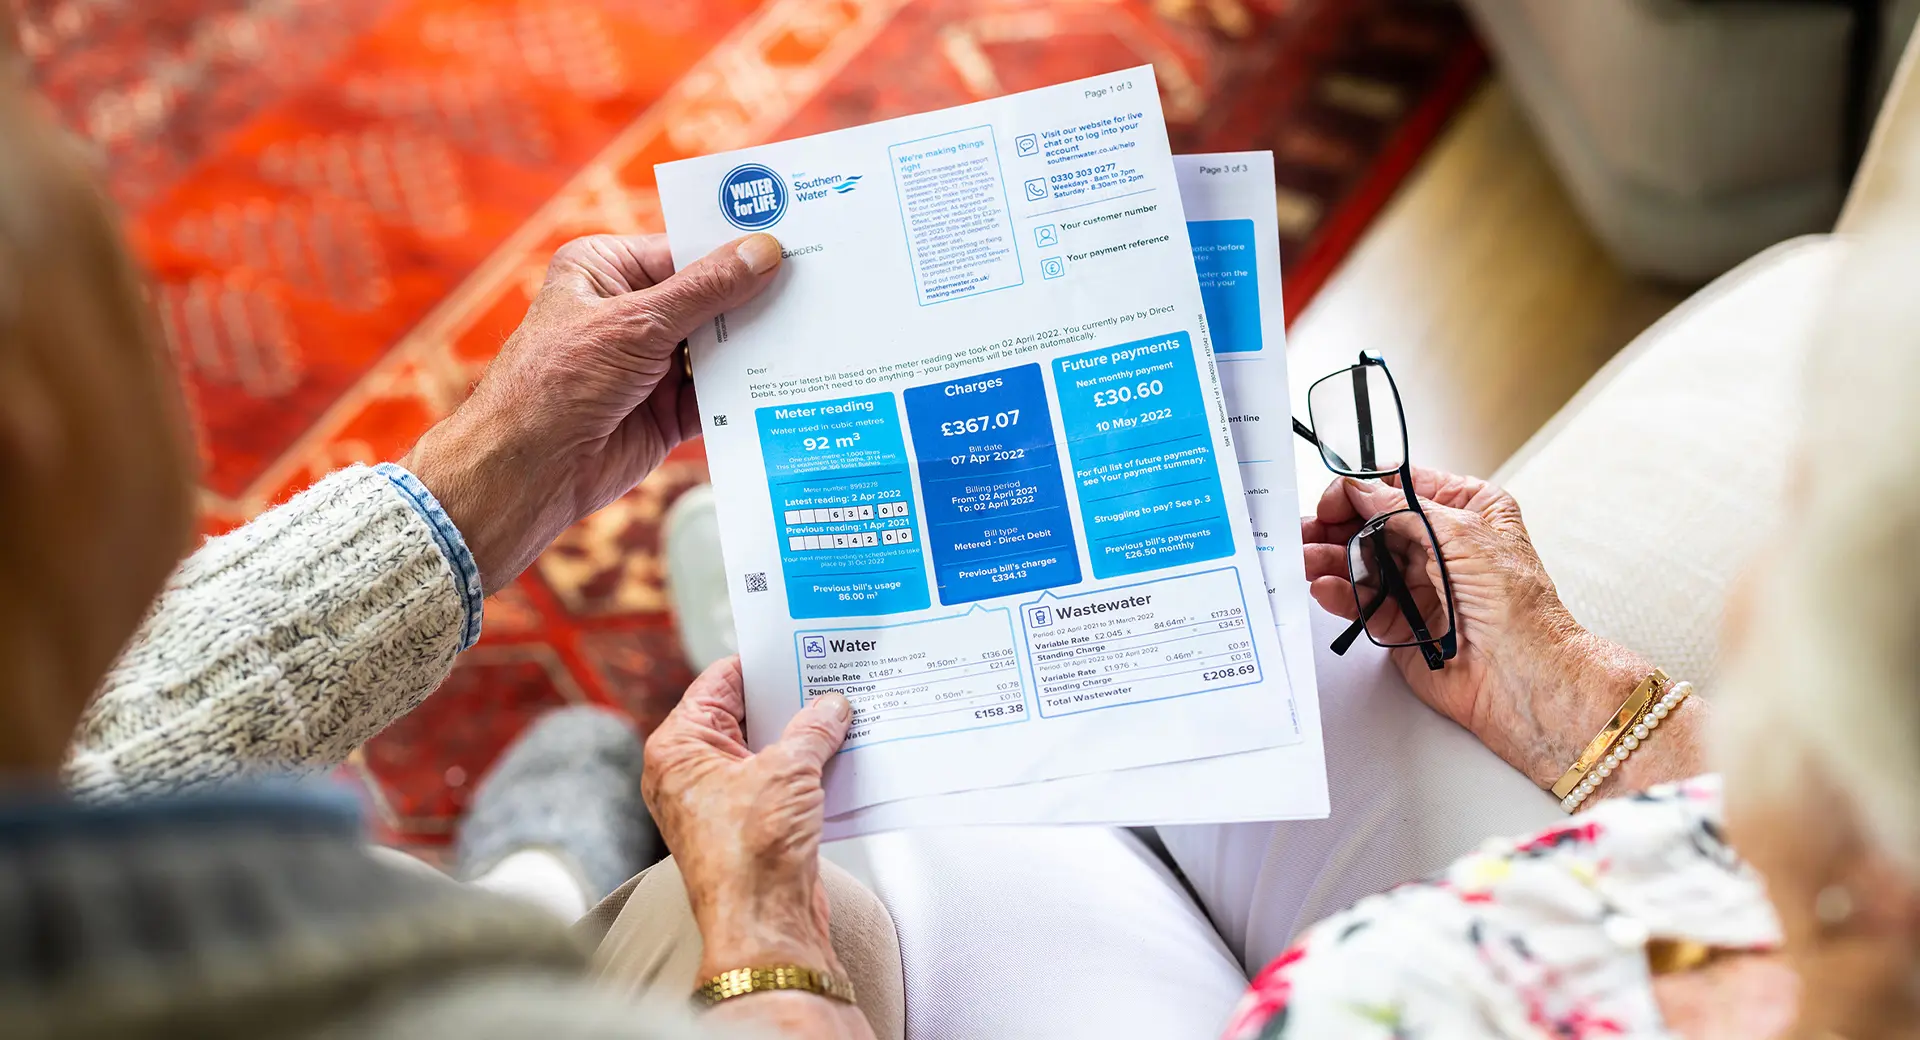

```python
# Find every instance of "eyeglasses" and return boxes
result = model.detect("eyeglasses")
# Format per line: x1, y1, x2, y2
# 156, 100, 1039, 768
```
1291, 352, 1458, 671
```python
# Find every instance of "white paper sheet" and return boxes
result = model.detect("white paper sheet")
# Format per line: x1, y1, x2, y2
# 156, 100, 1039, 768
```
823, 153, 1328, 836
656, 69, 1309, 818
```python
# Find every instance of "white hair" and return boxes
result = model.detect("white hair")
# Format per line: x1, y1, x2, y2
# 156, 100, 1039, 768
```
1715, 193, 1920, 876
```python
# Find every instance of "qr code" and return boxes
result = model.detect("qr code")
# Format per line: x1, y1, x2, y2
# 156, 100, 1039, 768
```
744, 572, 769, 593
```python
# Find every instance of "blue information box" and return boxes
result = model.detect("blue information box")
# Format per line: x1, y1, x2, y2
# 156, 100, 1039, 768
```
1052, 332, 1233, 578
1189, 219, 1262, 354
755, 393, 930, 619
902, 363, 1081, 604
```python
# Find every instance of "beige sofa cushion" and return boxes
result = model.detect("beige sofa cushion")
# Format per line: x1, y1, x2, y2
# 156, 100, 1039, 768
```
1494, 236, 1843, 693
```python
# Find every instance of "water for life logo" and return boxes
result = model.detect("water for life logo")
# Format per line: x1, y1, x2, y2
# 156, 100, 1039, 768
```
719, 163, 787, 231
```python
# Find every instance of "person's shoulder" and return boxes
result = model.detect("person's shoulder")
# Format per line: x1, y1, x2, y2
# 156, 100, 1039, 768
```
1222, 775, 1746, 1040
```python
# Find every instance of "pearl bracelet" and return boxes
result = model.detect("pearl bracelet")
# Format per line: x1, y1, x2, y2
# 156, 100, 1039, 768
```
1561, 679, 1693, 813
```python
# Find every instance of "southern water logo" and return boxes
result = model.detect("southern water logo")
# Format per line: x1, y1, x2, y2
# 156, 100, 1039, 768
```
719, 163, 787, 231
793, 173, 862, 200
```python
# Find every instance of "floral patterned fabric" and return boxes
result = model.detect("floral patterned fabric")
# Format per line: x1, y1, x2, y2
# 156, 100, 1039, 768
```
1222, 776, 1780, 1039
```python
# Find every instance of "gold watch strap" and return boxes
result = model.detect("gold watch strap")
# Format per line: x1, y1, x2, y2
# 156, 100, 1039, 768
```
1551, 668, 1668, 799
694, 965, 857, 1008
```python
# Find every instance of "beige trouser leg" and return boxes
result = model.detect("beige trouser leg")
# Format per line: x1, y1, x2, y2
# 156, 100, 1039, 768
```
581, 857, 904, 1040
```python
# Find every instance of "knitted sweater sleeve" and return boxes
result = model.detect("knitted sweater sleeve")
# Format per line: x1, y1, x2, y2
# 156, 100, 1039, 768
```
62, 464, 486, 799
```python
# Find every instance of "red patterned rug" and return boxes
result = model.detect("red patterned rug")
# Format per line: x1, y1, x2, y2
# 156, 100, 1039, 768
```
17, 0, 1482, 845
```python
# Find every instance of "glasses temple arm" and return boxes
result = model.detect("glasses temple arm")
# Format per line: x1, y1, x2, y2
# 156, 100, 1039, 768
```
1352, 365, 1378, 472
1339, 532, 1446, 670
1293, 417, 1356, 472
1331, 534, 1424, 654
1331, 588, 1386, 655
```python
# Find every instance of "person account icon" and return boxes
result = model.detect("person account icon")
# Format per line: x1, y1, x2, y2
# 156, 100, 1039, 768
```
802, 636, 827, 658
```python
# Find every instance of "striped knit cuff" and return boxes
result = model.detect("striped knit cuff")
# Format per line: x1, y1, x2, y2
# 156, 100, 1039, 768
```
374, 462, 484, 650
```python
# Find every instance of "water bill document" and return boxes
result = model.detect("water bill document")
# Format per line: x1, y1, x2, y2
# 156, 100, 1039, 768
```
656, 67, 1318, 819
824, 152, 1328, 836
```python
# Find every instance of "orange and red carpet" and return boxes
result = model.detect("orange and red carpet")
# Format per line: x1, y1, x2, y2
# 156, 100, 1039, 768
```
20, 0, 1482, 845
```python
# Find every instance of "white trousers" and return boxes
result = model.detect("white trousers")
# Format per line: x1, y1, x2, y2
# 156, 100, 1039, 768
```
369, 845, 593, 923
831, 608, 1563, 1039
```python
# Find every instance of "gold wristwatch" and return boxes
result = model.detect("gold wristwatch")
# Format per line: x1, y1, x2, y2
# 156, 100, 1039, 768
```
694, 965, 858, 1008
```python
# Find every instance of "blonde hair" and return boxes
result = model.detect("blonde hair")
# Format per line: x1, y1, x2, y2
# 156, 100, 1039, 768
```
1716, 204, 1920, 877
0, 80, 196, 771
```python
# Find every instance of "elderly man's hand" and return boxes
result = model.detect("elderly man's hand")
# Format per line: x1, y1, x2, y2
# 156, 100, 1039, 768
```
642, 657, 853, 982
406, 233, 783, 593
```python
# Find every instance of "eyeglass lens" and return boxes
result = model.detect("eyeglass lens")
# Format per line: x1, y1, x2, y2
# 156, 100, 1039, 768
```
1307, 364, 1406, 476
1346, 510, 1454, 649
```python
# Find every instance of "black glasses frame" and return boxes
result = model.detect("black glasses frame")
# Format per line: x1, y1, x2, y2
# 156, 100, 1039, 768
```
1291, 352, 1459, 671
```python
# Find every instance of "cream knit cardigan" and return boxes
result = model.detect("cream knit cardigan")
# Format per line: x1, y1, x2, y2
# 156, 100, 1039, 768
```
31, 464, 746, 1040
64, 464, 481, 797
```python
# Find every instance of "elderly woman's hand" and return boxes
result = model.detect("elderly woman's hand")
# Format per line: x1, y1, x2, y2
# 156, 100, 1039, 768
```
642, 657, 854, 987
406, 233, 784, 594
1303, 467, 1678, 788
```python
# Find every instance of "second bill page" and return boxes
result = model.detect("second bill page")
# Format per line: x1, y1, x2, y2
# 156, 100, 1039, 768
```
656, 67, 1306, 817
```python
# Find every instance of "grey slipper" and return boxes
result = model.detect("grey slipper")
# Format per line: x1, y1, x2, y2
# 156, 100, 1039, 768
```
454, 705, 658, 903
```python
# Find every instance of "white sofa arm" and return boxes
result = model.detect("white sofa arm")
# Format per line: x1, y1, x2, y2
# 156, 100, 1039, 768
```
1494, 236, 1844, 693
